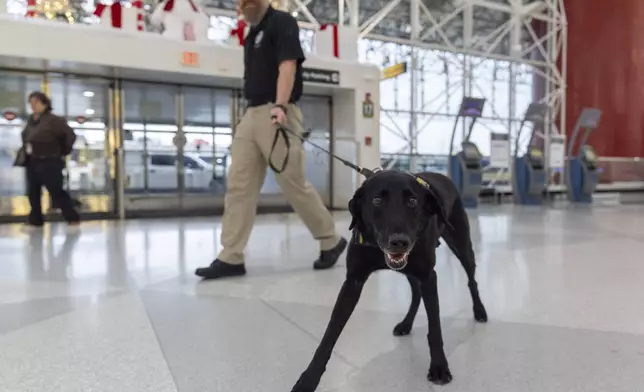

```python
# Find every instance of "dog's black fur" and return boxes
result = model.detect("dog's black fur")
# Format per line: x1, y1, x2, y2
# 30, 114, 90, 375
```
291, 170, 488, 391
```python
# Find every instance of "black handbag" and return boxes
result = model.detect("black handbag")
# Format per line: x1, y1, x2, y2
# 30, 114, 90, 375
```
13, 146, 28, 167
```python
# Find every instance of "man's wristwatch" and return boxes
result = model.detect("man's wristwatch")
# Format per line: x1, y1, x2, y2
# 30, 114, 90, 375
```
273, 104, 288, 114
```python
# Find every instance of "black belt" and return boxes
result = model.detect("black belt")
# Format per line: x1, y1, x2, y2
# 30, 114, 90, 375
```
247, 98, 296, 107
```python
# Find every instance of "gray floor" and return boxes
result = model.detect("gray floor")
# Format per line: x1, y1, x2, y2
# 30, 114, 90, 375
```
2, 204, 644, 391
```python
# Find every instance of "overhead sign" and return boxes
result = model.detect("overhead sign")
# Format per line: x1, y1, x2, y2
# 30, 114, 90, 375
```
578, 108, 602, 129
489, 132, 510, 169
302, 68, 339, 85
459, 97, 486, 118
382, 62, 407, 80
524, 102, 548, 124
549, 135, 566, 169
181, 51, 199, 67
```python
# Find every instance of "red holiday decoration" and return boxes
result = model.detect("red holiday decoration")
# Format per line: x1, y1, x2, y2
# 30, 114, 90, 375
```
163, 0, 199, 12
320, 23, 339, 58
230, 10, 247, 46
94, 1, 143, 31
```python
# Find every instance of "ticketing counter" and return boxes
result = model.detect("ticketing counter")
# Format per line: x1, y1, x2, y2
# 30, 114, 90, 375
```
0, 15, 380, 221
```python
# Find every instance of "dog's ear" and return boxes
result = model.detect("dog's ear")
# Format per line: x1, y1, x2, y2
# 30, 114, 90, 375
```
348, 187, 364, 231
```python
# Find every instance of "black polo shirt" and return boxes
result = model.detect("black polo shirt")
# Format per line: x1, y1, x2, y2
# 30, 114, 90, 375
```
243, 6, 305, 106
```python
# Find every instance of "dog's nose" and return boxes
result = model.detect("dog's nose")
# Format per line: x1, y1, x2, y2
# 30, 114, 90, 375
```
388, 234, 410, 251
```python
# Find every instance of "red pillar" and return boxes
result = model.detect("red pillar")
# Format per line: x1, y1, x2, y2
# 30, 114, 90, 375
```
564, 0, 644, 158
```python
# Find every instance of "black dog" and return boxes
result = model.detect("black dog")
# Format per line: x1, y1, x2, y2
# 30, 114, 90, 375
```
291, 170, 488, 391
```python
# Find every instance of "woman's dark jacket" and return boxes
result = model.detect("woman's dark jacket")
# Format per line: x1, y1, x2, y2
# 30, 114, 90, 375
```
21, 113, 76, 158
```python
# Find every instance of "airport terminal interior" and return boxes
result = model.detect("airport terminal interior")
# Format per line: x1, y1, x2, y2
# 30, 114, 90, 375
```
2, 0, 644, 390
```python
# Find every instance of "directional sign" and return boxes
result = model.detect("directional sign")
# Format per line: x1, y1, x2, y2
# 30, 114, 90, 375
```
382, 62, 408, 80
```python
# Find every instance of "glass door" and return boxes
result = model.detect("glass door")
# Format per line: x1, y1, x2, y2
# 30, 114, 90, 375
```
181, 87, 233, 201
121, 82, 181, 212
49, 75, 115, 217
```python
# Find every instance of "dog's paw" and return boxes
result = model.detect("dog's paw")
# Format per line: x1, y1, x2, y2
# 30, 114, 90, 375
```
392, 322, 412, 336
427, 362, 453, 385
291, 373, 319, 392
473, 305, 488, 323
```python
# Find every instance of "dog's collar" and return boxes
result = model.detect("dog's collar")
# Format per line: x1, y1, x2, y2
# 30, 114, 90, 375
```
410, 173, 431, 190
352, 229, 378, 248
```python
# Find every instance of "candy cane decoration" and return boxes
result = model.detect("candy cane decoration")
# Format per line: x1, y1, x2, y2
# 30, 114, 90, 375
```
25, 0, 36, 17
132, 0, 143, 31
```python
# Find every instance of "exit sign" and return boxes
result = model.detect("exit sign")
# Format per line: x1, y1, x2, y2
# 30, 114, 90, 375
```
181, 51, 199, 67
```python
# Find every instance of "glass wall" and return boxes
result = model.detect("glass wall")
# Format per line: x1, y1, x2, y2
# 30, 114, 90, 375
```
0, 72, 335, 220
359, 39, 535, 159
0, 71, 114, 218
183, 87, 233, 194
121, 82, 234, 199
358, 39, 534, 188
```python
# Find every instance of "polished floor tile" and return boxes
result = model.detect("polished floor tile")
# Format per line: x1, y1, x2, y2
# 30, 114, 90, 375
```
1, 204, 644, 391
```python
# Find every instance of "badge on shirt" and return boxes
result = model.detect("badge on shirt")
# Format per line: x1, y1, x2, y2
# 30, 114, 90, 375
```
254, 30, 264, 48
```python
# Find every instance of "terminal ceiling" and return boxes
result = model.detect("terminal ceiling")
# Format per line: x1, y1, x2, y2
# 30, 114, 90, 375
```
202, 0, 548, 56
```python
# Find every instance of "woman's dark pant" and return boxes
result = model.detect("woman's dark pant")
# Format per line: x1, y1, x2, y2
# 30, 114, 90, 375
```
26, 157, 80, 225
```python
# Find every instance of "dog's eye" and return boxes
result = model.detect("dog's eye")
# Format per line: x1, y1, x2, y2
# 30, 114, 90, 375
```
407, 197, 418, 207
372, 197, 383, 206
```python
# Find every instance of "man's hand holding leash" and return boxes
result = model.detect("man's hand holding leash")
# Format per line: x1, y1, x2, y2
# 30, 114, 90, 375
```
270, 104, 287, 125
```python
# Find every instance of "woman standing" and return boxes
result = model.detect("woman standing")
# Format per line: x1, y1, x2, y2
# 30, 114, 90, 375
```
21, 91, 80, 228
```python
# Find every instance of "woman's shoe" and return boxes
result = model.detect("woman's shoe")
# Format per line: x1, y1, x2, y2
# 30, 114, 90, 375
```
66, 221, 81, 233
21, 223, 43, 233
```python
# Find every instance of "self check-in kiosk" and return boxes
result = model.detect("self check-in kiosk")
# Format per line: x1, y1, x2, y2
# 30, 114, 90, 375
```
512, 102, 549, 205
448, 97, 486, 208
566, 108, 602, 203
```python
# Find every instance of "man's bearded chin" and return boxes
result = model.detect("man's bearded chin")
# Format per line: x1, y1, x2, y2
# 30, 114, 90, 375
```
241, 1, 265, 25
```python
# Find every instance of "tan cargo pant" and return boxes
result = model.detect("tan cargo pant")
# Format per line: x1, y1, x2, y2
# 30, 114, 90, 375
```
218, 103, 340, 264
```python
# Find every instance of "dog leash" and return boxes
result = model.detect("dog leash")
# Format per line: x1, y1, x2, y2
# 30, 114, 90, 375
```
269, 115, 376, 179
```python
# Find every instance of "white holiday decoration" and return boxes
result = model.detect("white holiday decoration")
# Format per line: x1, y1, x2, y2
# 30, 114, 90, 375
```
149, 0, 209, 42
94, 1, 143, 33
315, 24, 359, 61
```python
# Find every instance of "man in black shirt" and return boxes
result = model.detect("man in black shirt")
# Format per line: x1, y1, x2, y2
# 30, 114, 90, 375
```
195, 0, 347, 279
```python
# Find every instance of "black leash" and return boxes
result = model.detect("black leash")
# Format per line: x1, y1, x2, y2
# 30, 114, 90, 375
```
269, 115, 375, 178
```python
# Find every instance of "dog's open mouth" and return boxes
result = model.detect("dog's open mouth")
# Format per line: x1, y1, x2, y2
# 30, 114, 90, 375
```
383, 250, 410, 271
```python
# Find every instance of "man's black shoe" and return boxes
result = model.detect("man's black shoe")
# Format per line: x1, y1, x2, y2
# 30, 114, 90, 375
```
313, 237, 348, 270
195, 259, 246, 280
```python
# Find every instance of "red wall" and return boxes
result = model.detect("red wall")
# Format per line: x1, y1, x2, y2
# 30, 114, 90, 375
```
565, 0, 644, 157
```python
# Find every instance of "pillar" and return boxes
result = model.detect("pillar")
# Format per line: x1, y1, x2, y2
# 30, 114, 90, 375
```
564, 0, 644, 158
